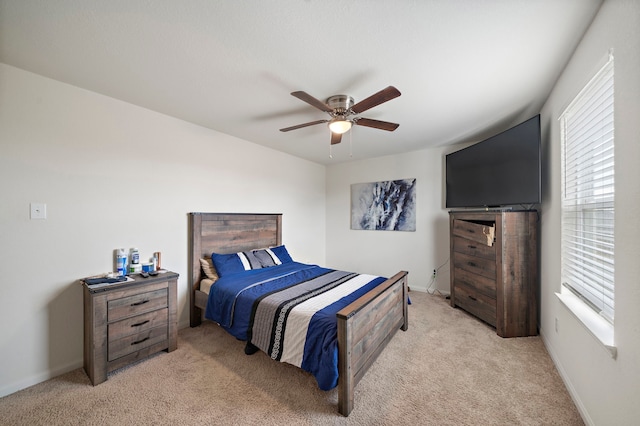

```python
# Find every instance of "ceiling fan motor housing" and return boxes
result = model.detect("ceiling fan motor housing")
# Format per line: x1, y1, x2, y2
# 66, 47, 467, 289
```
327, 95, 354, 116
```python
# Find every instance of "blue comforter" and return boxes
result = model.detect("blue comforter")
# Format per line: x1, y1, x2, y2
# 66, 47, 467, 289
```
205, 262, 386, 390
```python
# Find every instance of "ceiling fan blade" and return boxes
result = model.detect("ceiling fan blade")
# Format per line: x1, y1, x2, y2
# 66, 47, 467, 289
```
351, 86, 401, 114
330, 132, 342, 145
355, 117, 400, 131
291, 91, 333, 113
280, 120, 327, 132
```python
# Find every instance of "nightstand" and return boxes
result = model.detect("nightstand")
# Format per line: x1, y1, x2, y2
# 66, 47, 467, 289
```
82, 271, 178, 385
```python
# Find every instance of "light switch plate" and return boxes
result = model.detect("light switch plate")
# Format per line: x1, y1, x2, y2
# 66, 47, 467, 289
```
30, 203, 47, 220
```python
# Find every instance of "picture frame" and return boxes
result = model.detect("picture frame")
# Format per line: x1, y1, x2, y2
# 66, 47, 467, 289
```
351, 178, 416, 231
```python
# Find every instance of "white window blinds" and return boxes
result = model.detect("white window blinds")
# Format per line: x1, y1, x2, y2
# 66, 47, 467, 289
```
560, 55, 615, 323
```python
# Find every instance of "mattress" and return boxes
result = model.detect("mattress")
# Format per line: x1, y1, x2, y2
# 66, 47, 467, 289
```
199, 278, 215, 295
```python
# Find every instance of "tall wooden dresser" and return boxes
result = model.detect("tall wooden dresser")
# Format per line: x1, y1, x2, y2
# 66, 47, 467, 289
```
82, 272, 178, 385
449, 211, 538, 337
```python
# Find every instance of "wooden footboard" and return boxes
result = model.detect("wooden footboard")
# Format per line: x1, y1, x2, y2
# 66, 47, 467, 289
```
336, 270, 409, 416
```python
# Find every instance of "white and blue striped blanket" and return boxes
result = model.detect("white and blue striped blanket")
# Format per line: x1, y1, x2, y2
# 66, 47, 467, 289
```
205, 262, 385, 390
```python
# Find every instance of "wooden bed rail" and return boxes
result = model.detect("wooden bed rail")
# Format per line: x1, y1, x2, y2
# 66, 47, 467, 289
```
336, 270, 409, 416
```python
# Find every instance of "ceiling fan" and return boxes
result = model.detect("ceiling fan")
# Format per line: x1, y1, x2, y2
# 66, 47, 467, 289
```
279, 86, 401, 145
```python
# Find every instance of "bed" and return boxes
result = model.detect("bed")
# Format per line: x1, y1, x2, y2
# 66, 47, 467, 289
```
188, 212, 408, 416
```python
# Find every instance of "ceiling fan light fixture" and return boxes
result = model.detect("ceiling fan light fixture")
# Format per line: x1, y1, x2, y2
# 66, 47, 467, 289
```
328, 118, 352, 134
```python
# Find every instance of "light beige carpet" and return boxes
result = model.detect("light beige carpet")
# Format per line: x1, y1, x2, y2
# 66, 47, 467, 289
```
0, 292, 583, 425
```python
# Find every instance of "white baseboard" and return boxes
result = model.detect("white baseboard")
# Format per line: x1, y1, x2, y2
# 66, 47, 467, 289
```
539, 327, 594, 426
0, 359, 83, 399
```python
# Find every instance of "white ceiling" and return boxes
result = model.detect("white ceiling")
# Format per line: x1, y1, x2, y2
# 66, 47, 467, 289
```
0, 0, 603, 165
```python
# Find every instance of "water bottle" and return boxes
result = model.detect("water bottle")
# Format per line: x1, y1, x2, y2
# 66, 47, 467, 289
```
116, 248, 127, 277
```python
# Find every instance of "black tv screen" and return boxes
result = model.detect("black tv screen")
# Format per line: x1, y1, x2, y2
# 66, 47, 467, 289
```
445, 115, 541, 209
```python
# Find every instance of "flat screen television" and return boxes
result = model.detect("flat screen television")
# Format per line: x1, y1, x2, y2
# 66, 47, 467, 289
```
445, 115, 541, 209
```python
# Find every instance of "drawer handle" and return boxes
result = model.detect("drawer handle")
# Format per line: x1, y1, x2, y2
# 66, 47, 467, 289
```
131, 337, 150, 345
468, 295, 477, 301
468, 245, 477, 249
131, 320, 150, 327
467, 261, 477, 267
131, 300, 149, 306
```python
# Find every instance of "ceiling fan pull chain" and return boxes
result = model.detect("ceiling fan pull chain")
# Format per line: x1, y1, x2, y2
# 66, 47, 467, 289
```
329, 143, 333, 159
349, 128, 353, 157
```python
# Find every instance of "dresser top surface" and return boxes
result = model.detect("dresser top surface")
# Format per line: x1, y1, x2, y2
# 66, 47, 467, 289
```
82, 271, 178, 293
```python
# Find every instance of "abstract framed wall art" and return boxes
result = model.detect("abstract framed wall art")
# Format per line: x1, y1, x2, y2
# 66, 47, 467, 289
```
351, 178, 416, 231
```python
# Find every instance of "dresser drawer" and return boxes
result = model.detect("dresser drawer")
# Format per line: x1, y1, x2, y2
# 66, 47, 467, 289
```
453, 268, 496, 299
453, 251, 496, 280
108, 288, 168, 322
108, 326, 168, 361
452, 219, 495, 247
454, 282, 496, 327
452, 235, 496, 260
108, 308, 168, 341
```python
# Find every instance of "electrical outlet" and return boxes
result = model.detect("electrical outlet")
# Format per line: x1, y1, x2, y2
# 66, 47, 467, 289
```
432, 269, 437, 279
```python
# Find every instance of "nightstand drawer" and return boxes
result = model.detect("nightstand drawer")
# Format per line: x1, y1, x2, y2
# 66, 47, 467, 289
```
108, 308, 168, 341
108, 288, 168, 322
108, 326, 168, 361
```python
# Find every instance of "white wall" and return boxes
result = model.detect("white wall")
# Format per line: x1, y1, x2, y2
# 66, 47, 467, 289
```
325, 147, 453, 293
0, 63, 326, 397
539, 1, 640, 424
3, 5, 639, 422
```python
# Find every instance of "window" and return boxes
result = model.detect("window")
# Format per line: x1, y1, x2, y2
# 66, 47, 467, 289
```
560, 54, 615, 325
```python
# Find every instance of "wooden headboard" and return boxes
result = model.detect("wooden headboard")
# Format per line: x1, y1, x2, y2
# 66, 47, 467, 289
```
187, 213, 282, 326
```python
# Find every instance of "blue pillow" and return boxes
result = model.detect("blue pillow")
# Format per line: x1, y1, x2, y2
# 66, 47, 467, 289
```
270, 245, 293, 264
211, 251, 260, 277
